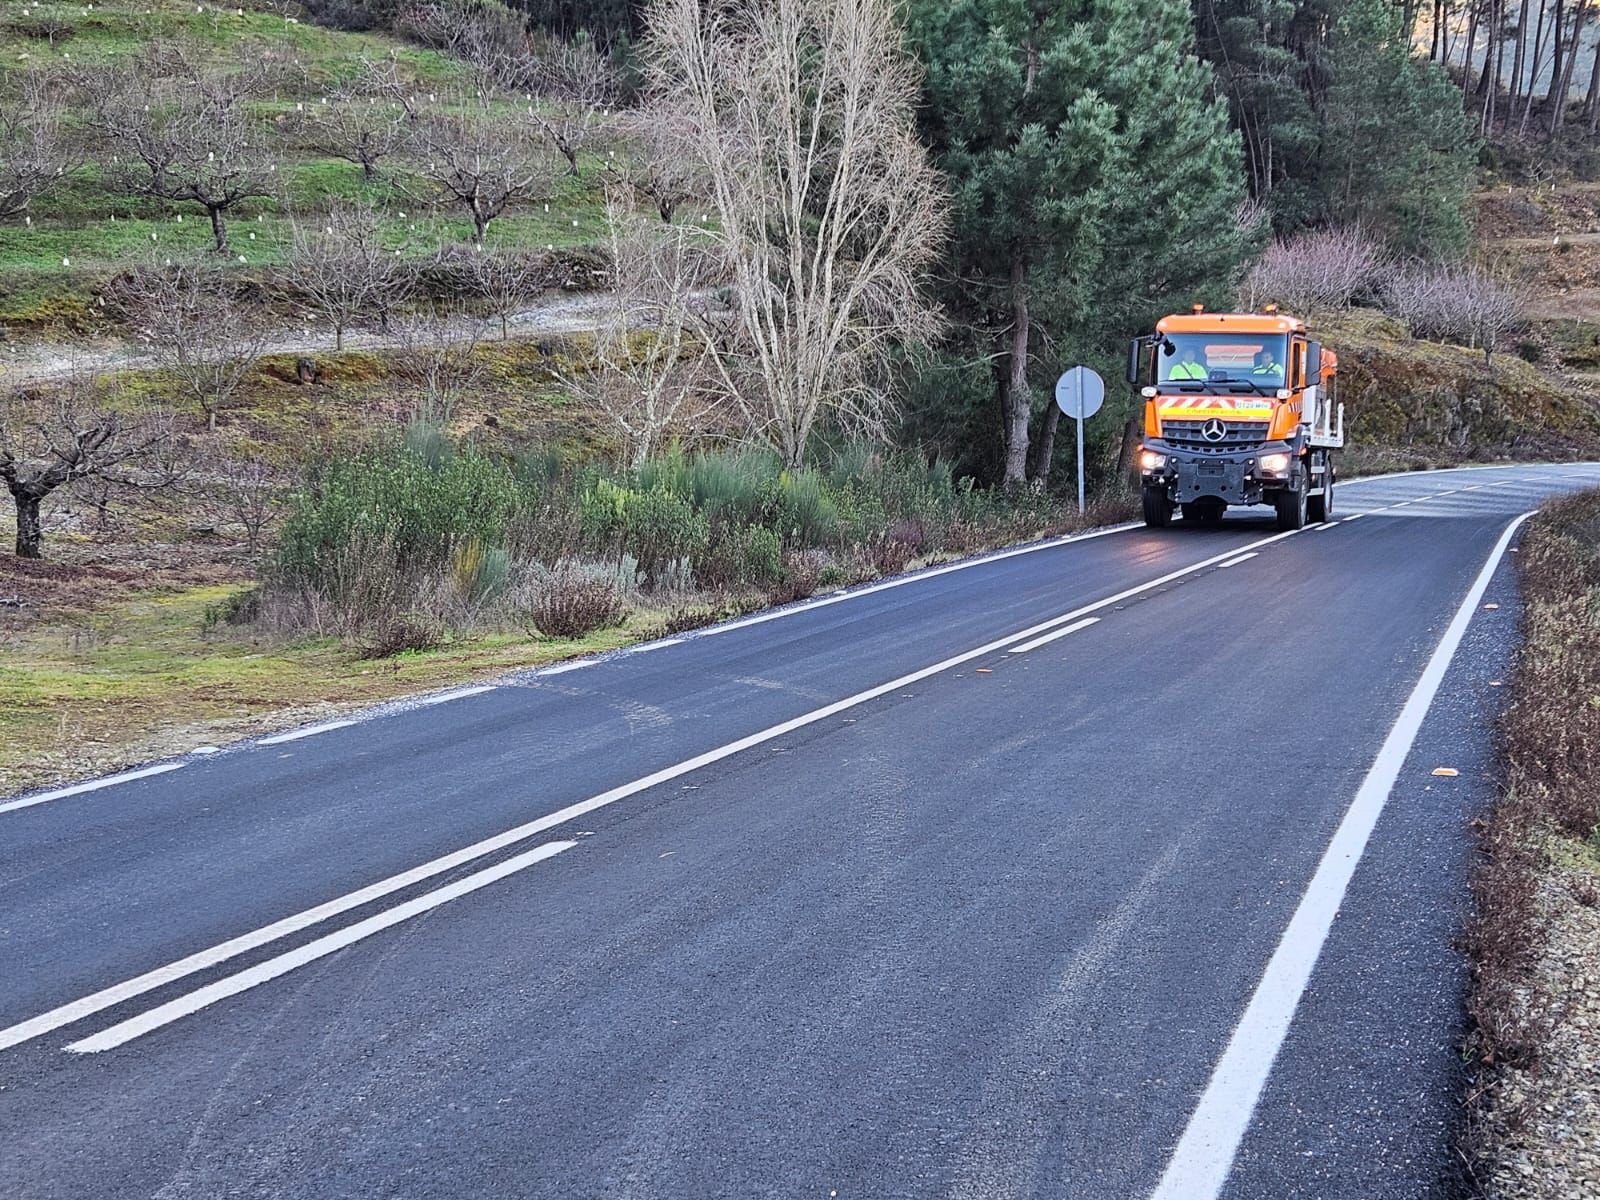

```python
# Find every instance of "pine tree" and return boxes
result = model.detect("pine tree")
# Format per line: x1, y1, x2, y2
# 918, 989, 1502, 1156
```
908, 0, 1251, 487
1195, 0, 1475, 256
1319, 0, 1475, 255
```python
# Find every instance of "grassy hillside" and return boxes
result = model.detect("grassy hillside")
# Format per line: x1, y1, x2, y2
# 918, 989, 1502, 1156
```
0, 0, 612, 330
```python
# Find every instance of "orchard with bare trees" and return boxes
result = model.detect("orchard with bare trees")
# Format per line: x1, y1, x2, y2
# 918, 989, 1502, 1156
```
84, 44, 280, 254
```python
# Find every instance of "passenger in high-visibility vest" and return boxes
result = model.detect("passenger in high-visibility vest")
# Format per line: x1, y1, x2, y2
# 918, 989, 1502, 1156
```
1169, 350, 1208, 380
1251, 350, 1283, 378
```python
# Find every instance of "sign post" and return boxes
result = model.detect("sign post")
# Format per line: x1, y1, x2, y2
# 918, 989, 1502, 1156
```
1054, 366, 1105, 515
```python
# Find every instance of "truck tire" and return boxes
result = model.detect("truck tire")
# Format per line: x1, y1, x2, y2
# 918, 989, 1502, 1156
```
1308, 460, 1333, 523
1142, 485, 1173, 529
1275, 481, 1307, 531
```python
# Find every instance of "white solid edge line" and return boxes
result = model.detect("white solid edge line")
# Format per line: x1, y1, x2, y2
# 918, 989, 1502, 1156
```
1217, 552, 1259, 568
625, 638, 684, 654
537, 659, 594, 676
0, 526, 1296, 1054
66, 840, 578, 1054
414, 685, 496, 706
695, 522, 1140, 639
1148, 509, 1535, 1200
1340, 514, 1365, 522
257, 720, 357, 746
0, 763, 186, 817
1008, 617, 1101, 654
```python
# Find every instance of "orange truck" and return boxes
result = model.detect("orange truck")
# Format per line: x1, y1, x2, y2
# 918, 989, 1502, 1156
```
1126, 307, 1343, 531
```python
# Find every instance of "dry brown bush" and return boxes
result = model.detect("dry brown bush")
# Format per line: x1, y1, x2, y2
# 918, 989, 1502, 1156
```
1461, 489, 1600, 1143
1243, 227, 1387, 314
519, 570, 626, 639
1377, 263, 1531, 360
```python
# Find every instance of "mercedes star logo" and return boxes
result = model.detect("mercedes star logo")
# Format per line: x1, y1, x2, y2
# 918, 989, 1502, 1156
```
1201, 418, 1227, 442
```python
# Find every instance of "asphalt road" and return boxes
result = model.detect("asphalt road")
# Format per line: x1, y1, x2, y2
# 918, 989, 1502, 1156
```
4, 462, 1599, 1200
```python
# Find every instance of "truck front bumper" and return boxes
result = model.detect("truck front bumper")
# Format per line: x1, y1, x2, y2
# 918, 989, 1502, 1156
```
1140, 439, 1296, 506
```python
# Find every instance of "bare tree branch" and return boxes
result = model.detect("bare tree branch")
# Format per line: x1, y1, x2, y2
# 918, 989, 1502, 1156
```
288, 200, 415, 350
644, 0, 947, 466
0, 72, 75, 222
82, 44, 280, 253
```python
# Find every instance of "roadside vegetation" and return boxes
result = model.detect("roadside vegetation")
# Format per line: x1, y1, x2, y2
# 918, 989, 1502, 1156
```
1464, 487, 1600, 1197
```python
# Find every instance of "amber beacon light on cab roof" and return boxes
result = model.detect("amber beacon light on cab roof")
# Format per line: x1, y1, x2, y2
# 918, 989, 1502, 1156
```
1127, 305, 1344, 531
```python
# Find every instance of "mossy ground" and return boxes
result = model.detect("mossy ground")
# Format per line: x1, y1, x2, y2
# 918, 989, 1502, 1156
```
0, 578, 672, 797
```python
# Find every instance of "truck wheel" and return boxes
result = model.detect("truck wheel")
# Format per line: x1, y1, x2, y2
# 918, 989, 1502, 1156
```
1308, 462, 1333, 523
1142, 485, 1173, 529
1275, 481, 1307, 531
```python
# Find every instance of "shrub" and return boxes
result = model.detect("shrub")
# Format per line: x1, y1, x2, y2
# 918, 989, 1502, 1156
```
358, 613, 443, 659
275, 441, 524, 593
1376, 263, 1530, 359
627, 487, 708, 587
521, 571, 626, 639
1243, 227, 1387, 314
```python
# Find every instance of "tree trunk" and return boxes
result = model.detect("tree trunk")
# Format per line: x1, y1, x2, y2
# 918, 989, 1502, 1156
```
1031, 402, 1061, 485
1463, 5, 1481, 99
1550, 0, 1567, 109
1548, 0, 1590, 131
1520, 0, 1551, 130
1002, 248, 1031, 490
12, 490, 42, 558
1510, 0, 1531, 118
1586, 22, 1600, 126
473, 207, 490, 244
208, 205, 229, 253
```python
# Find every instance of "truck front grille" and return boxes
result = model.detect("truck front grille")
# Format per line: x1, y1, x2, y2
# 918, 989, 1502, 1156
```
1162, 420, 1270, 453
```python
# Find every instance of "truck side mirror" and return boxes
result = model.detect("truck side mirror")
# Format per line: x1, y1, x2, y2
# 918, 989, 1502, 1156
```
1126, 338, 1144, 386
1306, 341, 1322, 382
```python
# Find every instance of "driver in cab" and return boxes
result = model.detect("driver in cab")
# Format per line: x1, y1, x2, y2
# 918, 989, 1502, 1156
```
1168, 349, 1208, 381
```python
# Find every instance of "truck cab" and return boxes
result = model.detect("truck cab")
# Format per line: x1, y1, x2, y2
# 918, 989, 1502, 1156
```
1128, 308, 1343, 531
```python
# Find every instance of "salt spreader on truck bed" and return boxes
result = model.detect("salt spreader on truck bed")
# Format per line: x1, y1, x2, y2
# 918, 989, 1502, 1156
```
1128, 306, 1344, 531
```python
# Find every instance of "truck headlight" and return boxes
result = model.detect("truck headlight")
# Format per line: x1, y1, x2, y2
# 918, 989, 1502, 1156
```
1259, 452, 1291, 474
1139, 450, 1166, 471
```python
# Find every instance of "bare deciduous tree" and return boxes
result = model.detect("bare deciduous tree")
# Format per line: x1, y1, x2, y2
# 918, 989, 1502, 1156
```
393, 308, 489, 426
1378, 263, 1530, 360
84, 45, 278, 253
563, 197, 716, 468
645, 0, 946, 466
307, 89, 413, 182
200, 450, 289, 554
520, 34, 619, 176
289, 201, 414, 350
411, 94, 561, 243
609, 100, 703, 223
120, 260, 270, 429
0, 379, 179, 559
458, 245, 551, 340
1244, 227, 1388, 314
1, 72, 73, 221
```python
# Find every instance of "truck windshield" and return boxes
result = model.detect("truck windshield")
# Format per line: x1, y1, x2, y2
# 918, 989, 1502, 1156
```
1158, 333, 1288, 391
